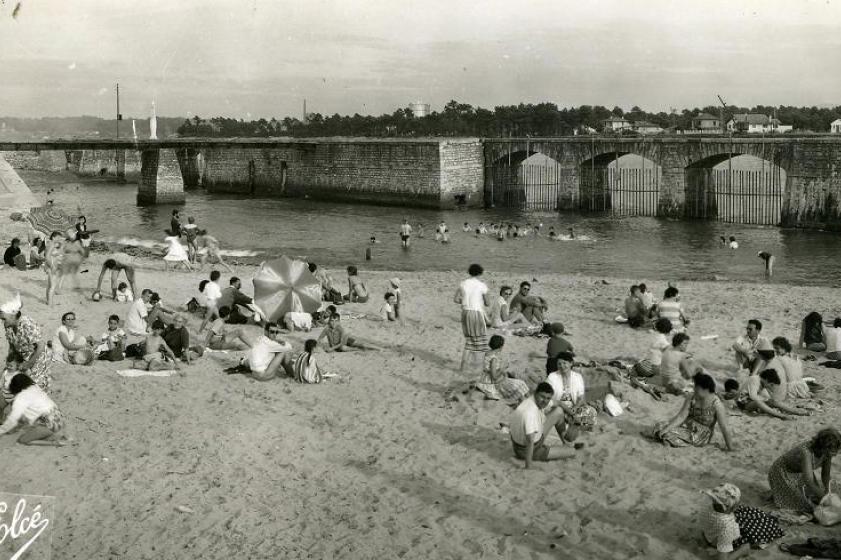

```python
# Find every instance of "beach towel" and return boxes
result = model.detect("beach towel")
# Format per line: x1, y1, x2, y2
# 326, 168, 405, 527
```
815, 484, 841, 527
117, 369, 178, 378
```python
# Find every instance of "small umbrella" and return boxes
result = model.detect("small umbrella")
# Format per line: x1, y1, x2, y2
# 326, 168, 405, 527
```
25, 206, 77, 236
253, 256, 322, 322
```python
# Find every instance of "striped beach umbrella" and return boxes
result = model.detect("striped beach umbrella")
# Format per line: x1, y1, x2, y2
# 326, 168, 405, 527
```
252, 256, 322, 322
25, 206, 77, 236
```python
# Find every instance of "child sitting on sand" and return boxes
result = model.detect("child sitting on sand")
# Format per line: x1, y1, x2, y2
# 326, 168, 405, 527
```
701, 482, 783, 558
134, 320, 179, 371
380, 292, 397, 322
318, 313, 382, 352
0, 373, 67, 446
115, 282, 133, 302
96, 314, 127, 361
294, 339, 325, 384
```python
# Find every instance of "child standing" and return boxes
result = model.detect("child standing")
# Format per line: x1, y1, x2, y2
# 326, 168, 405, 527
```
389, 278, 402, 319
701, 483, 783, 558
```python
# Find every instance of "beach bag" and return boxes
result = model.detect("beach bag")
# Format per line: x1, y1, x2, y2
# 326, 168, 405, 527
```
570, 404, 598, 429
814, 484, 841, 526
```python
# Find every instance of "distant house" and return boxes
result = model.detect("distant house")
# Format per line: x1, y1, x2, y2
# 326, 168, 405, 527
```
633, 121, 663, 135
691, 112, 721, 132
727, 113, 792, 134
602, 116, 631, 133
831, 119, 841, 134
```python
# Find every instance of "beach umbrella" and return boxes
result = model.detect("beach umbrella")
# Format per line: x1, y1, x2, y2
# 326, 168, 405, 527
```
25, 206, 77, 236
252, 256, 321, 322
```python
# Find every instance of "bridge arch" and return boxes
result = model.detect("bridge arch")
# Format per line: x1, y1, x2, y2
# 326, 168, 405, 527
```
684, 153, 786, 225
486, 150, 568, 210
578, 152, 662, 215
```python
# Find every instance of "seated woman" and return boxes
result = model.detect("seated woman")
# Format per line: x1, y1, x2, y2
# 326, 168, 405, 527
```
633, 318, 672, 378
651, 371, 735, 450
768, 428, 841, 513
475, 335, 530, 405
772, 336, 812, 399
799, 311, 826, 352
204, 306, 251, 351
345, 266, 369, 303
738, 368, 811, 419
545, 352, 593, 439
0, 373, 67, 446
28, 238, 45, 268
655, 286, 689, 332
650, 333, 698, 395
293, 339, 324, 384
51, 311, 94, 365
749, 337, 780, 377
488, 286, 530, 329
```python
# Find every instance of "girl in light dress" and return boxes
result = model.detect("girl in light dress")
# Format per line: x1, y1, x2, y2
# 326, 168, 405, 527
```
163, 235, 192, 271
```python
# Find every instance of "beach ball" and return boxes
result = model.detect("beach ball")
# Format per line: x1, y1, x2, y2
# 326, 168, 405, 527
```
91, 291, 102, 302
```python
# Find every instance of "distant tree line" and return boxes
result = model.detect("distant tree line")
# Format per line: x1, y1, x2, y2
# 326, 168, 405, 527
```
177, 101, 841, 138
0, 116, 186, 140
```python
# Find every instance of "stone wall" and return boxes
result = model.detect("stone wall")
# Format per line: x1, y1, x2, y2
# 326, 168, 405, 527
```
0, 150, 68, 172
202, 140, 484, 208
781, 141, 841, 229
137, 149, 185, 205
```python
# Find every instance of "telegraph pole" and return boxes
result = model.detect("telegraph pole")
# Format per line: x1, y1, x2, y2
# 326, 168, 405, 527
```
115, 83, 122, 138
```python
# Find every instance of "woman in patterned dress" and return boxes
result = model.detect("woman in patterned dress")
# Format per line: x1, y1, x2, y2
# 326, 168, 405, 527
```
652, 372, 735, 449
475, 335, 530, 406
768, 428, 841, 513
0, 296, 51, 405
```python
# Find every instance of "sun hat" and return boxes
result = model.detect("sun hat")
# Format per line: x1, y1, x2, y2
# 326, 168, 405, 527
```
389, 277, 400, 288
703, 483, 741, 509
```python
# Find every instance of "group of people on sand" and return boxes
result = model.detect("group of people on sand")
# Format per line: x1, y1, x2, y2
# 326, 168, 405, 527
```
164, 210, 232, 272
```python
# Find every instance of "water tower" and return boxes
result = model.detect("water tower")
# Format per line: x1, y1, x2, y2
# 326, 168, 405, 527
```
409, 102, 430, 118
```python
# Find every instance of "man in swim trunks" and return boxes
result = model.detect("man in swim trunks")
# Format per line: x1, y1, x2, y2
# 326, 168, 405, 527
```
95, 255, 138, 300
758, 251, 774, 276
400, 219, 412, 248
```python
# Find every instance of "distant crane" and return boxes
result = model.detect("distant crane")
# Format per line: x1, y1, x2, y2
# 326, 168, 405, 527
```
717, 95, 728, 134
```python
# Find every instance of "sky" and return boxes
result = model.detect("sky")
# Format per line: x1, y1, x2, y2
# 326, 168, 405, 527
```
1, 0, 840, 119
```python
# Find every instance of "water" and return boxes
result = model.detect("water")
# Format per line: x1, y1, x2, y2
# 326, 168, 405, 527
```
16, 170, 841, 287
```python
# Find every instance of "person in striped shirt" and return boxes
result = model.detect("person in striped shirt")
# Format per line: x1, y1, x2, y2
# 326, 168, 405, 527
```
656, 286, 689, 332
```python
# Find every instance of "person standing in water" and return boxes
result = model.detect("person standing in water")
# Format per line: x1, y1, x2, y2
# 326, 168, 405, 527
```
399, 219, 413, 249
758, 251, 774, 276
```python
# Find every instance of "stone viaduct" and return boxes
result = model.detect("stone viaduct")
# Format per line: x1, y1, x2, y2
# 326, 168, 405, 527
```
1, 136, 841, 228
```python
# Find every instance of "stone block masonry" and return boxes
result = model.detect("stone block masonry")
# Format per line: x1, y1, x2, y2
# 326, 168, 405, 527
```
201, 139, 485, 209
137, 149, 185, 205
0, 150, 68, 172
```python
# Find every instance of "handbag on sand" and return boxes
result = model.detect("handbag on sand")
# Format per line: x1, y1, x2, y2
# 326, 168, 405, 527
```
814, 483, 841, 526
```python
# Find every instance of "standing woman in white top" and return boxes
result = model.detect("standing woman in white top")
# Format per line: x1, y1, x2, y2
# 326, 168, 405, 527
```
163, 235, 192, 271
453, 263, 491, 372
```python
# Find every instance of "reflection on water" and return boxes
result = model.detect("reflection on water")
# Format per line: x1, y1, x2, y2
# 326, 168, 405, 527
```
16, 170, 841, 287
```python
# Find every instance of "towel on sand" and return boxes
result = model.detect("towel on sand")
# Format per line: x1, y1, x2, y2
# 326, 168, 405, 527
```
117, 369, 178, 378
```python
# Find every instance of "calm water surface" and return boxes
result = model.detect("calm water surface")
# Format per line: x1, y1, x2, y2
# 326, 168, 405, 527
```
18, 170, 841, 287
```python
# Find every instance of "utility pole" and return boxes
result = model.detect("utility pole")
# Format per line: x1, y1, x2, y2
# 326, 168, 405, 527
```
717, 95, 728, 135
115, 83, 122, 138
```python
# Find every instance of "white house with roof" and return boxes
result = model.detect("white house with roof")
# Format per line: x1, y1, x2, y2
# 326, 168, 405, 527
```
691, 112, 721, 132
601, 116, 631, 133
633, 121, 663, 135
727, 113, 792, 134
831, 119, 841, 134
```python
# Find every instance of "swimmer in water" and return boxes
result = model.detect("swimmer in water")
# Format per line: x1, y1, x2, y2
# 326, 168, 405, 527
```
568, 227, 575, 240
758, 251, 774, 276
728, 236, 739, 250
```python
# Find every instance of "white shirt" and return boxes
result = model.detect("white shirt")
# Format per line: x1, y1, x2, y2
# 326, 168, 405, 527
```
247, 336, 291, 373
0, 386, 57, 435
380, 302, 394, 320
205, 281, 222, 304
729, 241, 739, 250
509, 396, 545, 445
116, 288, 134, 302
647, 332, 671, 366
51, 325, 75, 363
826, 327, 841, 353
546, 370, 586, 406
458, 277, 487, 312
125, 299, 149, 335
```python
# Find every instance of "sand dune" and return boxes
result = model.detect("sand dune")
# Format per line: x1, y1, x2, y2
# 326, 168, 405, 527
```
0, 251, 838, 559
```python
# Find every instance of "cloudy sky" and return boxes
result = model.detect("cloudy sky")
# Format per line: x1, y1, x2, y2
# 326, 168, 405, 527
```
1, 0, 839, 119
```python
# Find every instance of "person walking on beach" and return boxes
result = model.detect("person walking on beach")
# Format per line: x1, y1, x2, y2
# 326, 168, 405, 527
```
400, 219, 413, 248
758, 251, 774, 276
454, 263, 490, 372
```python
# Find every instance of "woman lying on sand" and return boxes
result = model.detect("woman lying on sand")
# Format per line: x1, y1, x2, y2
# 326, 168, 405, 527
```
768, 428, 841, 513
650, 372, 735, 451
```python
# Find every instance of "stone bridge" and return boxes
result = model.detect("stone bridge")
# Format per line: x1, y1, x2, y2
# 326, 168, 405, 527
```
2, 136, 841, 228
484, 136, 841, 227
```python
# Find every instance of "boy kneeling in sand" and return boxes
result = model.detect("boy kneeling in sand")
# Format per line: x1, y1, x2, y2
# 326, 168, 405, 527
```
318, 313, 382, 352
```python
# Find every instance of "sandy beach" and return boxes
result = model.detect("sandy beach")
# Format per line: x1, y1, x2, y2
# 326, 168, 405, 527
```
0, 244, 839, 559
